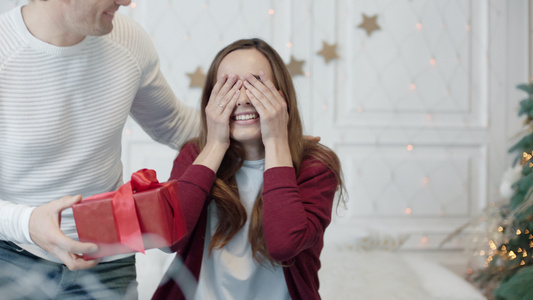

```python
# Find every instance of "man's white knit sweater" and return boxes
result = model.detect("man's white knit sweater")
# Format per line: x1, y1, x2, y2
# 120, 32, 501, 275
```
0, 6, 199, 262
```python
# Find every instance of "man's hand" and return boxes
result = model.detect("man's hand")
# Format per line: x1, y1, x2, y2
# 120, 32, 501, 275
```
29, 195, 100, 270
304, 135, 321, 142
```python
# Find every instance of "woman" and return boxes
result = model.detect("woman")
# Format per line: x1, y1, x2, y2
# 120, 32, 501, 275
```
153, 38, 345, 300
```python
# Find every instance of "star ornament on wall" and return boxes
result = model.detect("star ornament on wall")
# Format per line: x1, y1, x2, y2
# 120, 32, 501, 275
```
317, 41, 339, 64
286, 55, 305, 77
358, 13, 381, 36
186, 67, 206, 88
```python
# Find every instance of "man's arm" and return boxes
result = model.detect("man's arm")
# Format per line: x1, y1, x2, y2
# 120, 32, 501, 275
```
1, 196, 101, 270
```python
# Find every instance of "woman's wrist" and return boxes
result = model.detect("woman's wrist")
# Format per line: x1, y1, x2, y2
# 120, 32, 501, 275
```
264, 139, 292, 170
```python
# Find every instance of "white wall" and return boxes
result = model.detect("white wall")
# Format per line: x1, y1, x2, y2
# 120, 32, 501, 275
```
1, 0, 530, 298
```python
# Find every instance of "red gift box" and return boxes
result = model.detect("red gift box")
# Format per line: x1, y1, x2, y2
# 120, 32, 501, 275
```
73, 169, 187, 259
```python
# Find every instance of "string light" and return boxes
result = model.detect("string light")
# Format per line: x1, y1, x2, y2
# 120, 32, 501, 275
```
268, 9, 275, 15
407, 144, 413, 151
416, 23, 422, 30
410, 83, 417, 90
517, 229, 522, 235
286, 42, 293, 48
429, 58, 436, 65
131, 2, 137, 8
489, 240, 497, 250
421, 236, 428, 244
357, 107, 364, 113
405, 207, 412, 214
422, 177, 429, 185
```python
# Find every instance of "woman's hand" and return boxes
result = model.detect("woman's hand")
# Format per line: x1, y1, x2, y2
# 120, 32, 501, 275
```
204, 74, 242, 149
194, 74, 241, 172
243, 71, 292, 169
243, 72, 289, 145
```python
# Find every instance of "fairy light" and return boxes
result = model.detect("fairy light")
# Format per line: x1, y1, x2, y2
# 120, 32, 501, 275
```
517, 229, 522, 235
480, 250, 485, 256
426, 114, 433, 121
131, 2, 137, 8
405, 207, 412, 215
407, 144, 413, 151
498, 226, 504, 232
430, 58, 436, 65
321, 104, 328, 110
466, 268, 473, 275
489, 240, 497, 250
410, 83, 417, 90
466, 24, 471, 31
286, 42, 293, 48
421, 236, 428, 244
522, 152, 533, 165
509, 251, 516, 260
357, 107, 364, 113
184, 35, 190, 41
416, 22, 423, 30
268, 9, 275, 15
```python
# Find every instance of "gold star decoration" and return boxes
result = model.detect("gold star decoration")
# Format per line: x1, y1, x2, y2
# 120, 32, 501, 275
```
186, 67, 206, 88
286, 55, 305, 77
316, 41, 339, 64
358, 13, 381, 36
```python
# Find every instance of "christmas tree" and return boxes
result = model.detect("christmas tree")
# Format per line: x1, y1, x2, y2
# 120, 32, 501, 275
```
471, 83, 533, 299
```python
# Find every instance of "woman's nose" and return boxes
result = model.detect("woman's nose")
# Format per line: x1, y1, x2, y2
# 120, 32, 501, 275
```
237, 85, 251, 106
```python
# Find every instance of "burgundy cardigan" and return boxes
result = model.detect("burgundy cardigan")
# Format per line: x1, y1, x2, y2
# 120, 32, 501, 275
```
152, 143, 338, 300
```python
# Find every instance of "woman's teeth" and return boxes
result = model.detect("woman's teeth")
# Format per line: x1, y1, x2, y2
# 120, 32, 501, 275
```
235, 114, 258, 121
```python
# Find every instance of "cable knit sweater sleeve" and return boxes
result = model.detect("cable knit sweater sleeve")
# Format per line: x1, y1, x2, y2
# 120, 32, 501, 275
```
110, 14, 200, 150
262, 159, 337, 262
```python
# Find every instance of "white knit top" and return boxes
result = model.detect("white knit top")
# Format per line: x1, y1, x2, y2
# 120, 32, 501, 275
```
0, 6, 199, 262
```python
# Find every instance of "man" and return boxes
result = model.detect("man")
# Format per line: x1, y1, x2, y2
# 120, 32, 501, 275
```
0, 0, 199, 298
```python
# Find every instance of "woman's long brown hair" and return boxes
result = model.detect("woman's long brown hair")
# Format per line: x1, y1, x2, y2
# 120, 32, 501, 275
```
193, 38, 345, 265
